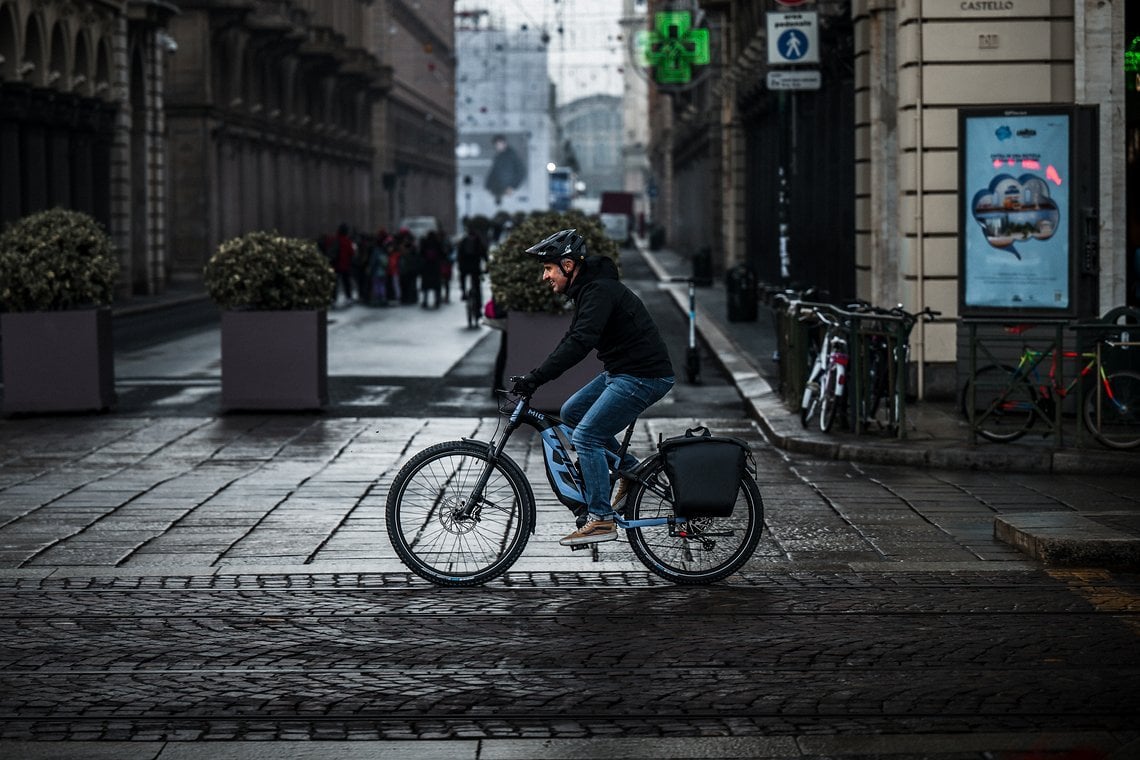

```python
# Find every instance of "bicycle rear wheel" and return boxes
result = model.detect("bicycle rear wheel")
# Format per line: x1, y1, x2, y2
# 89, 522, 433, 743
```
864, 348, 896, 434
386, 441, 534, 586
961, 364, 1036, 443
1085, 370, 1140, 450
625, 457, 763, 585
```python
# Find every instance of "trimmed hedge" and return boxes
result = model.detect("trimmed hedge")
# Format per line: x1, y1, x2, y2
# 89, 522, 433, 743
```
204, 231, 335, 310
0, 208, 118, 312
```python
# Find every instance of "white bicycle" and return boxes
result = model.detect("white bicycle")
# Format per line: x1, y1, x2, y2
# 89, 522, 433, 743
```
799, 309, 849, 432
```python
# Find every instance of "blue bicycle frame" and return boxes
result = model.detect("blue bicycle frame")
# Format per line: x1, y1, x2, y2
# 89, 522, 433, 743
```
468, 396, 685, 531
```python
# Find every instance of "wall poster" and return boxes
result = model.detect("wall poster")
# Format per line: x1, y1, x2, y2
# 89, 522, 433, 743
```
959, 107, 1075, 316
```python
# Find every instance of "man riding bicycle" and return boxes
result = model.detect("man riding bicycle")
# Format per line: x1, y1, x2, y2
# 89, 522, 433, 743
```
510, 229, 675, 546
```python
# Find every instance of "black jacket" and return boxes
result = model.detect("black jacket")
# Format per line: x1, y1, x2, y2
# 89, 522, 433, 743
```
532, 256, 673, 384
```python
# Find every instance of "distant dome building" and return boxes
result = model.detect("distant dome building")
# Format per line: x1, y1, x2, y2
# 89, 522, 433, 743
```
557, 94, 624, 202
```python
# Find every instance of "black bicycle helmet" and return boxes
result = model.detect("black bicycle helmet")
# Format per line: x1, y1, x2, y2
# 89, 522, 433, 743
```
525, 228, 587, 263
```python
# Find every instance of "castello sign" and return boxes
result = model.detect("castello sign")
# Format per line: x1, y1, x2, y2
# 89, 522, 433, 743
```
960, 1, 1015, 10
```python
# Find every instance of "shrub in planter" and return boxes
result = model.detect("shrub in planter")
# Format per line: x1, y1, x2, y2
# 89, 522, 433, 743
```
204, 230, 335, 310
0, 208, 119, 413
0, 208, 118, 312
203, 231, 336, 410
487, 211, 619, 315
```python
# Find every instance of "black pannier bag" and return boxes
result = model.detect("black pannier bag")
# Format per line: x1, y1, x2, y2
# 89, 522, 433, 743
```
658, 426, 750, 518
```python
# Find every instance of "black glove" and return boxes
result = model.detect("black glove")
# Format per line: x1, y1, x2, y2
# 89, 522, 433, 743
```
510, 373, 541, 397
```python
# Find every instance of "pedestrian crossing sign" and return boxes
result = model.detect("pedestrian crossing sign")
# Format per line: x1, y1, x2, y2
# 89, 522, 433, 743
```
767, 11, 819, 65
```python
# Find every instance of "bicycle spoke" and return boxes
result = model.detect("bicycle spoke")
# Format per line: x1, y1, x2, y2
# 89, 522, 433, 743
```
387, 442, 532, 586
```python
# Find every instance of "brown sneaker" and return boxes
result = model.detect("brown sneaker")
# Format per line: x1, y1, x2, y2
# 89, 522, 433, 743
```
611, 477, 634, 513
559, 515, 617, 546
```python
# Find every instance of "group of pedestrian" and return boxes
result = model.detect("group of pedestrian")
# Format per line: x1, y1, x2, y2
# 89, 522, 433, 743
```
318, 224, 459, 310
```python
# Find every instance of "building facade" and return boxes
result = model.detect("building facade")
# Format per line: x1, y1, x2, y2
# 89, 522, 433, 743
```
619, 0, 651, 214
652, 0, 1135, 398
165, 0, 387, 286
373, 0, 456, 235
1, 0, 457, 298
1, 0, 175, 297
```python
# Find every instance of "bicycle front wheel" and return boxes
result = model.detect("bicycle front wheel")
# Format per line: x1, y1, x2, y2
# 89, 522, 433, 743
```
386, 441, 534, 586
1085, 370, 1140, 450
820, 363, 842, 432
961, 364, 1036, 443
800, 377, 820, 428
625, 457, 763, 585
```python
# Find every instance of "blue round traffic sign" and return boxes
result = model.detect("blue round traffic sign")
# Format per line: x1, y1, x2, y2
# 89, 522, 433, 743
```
777, 29, 809, 61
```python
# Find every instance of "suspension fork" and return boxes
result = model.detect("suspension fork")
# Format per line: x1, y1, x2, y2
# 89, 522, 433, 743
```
460, 401, 527, 517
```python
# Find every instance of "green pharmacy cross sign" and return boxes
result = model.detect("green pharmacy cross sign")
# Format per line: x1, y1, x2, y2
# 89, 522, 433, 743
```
1127, 36, 1140, 72
637, 11, 710, 86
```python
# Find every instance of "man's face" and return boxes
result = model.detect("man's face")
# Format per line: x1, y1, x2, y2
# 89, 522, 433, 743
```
541, 260, 573, 293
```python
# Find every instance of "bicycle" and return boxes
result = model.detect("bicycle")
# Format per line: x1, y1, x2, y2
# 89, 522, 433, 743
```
961, 326, 1140, 449
799, 309, 849, 432
849, 303, 940, 435
385, 387, 764, 586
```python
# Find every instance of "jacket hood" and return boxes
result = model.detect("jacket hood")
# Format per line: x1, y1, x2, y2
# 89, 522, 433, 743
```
566, 255, 619, 299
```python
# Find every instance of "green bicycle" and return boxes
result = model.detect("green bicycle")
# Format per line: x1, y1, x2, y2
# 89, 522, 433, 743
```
961, 331, 1140, 449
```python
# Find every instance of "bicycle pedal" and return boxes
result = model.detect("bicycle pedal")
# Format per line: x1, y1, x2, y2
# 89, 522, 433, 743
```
569, 543, 592, 552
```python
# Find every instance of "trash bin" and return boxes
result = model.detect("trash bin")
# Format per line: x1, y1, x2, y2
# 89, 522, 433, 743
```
692, 246, 713, 286
725, 264, 758, 322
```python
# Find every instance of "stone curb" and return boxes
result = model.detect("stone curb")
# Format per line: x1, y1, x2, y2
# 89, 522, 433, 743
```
995, 512, 1140, 571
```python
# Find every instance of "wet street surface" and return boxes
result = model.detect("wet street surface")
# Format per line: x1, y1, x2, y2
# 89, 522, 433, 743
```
1, 414, 1138, 751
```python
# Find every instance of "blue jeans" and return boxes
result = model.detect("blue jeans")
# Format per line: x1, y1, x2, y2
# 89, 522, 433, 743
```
560, 372, 675, 518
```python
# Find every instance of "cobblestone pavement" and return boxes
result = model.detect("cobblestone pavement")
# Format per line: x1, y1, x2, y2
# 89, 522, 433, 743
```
1, 570, 1138, 742
1, 414, 1140, 756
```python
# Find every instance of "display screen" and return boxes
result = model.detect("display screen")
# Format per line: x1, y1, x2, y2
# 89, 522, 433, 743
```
961, 111, 1071, 313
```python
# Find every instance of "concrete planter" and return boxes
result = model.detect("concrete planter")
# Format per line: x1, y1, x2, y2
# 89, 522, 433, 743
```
221, 309, 328, 410
1, 308, 116, 413
505, 311, 603, 412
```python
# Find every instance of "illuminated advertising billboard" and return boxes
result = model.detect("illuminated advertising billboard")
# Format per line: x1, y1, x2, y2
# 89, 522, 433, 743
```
959, 107, 1075, 316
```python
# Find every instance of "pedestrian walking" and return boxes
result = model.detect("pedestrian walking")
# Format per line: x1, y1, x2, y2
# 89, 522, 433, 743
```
419, 230, 445, 309
457, 225, 488, 300
395, 228, 419, 305
333, 223, 356, 305
367, 229, 392, 306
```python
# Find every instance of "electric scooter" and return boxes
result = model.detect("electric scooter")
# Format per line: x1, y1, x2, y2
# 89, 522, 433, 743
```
671, 277, 701, 384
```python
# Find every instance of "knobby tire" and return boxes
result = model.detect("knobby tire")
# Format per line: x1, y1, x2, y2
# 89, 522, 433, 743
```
386, 441, 534, 586
625, 457, 763, 585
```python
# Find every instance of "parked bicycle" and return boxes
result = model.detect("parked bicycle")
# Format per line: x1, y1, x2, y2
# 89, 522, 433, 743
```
385, 385, 764, 586
799, 308, 849, 432
961, 325, 1140, 449
849, 302, 941, 435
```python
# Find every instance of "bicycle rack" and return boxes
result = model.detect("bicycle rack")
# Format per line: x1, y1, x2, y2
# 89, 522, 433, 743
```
848, 309, 918, 438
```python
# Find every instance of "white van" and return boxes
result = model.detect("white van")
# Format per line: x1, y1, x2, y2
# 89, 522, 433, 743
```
399, 216, 442, 241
